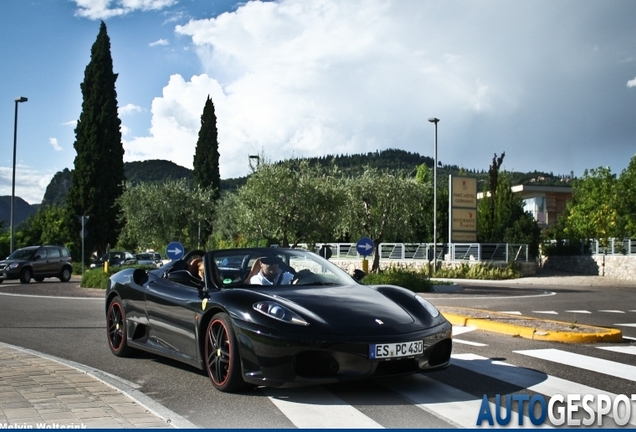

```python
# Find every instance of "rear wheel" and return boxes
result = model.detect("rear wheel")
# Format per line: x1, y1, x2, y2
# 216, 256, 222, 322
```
204, 312, 244, 392
19, 268, 32, 284
107, 298, 135, 357
59, 267, 72, 282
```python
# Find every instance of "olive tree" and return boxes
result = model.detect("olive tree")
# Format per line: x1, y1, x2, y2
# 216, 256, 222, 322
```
117, 179, 216, 251
233, 160, 345, 247
340, 169, 428, 271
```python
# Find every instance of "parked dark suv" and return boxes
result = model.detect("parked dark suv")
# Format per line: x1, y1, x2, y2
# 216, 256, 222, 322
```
0, 245, 73, 284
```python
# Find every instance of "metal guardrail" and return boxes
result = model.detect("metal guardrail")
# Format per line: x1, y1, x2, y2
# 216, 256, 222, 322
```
300, 243, 530, 262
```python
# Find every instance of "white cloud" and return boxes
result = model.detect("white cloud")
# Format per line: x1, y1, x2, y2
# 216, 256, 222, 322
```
62, 120, 77, 128
120, 0, 636, 182
0, 165, 56, 205
149, 38, 169, 47
49, 138, 63, 152
73, 0, 177, 20
628, 77, 636, 87
119, 103, 143, 115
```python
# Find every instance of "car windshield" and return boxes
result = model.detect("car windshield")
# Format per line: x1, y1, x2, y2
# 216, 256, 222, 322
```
8, 249, 36, 260
209, 248, 356, 288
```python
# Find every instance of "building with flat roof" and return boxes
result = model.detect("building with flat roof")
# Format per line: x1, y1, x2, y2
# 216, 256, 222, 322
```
477, 185, 572, 227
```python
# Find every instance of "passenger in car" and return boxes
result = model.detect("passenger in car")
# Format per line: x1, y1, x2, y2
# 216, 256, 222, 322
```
188, 257, 204, 279
248, 255, 294, 285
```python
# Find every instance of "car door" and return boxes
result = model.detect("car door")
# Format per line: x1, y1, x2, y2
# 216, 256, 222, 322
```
44, 247, 62, 276
31, 248, 49, 277
144, 274, 202, 361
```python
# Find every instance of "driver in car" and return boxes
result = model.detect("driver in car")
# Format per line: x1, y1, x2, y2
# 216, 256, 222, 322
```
248, 255, 294, 285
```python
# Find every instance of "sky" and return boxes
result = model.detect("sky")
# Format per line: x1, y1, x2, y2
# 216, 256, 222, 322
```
2, 0, 636, 204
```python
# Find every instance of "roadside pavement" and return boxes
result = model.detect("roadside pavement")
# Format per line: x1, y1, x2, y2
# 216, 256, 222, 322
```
0, 342, 196, 429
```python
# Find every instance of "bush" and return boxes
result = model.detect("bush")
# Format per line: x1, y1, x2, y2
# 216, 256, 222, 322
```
362, 267, 432, 292
432, 262, 521, 280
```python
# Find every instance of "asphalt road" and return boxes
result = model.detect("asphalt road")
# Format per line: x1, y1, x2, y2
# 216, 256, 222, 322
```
1, 275, 635, 428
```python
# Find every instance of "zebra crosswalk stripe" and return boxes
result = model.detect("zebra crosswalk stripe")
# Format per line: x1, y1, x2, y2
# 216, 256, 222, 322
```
264, 386, 383, 428
515, 348, 636, 383
452, 352, 635, 427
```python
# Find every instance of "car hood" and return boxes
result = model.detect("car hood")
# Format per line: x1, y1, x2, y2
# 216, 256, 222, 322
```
0, 259, 25, 265
253, 284, 417, 330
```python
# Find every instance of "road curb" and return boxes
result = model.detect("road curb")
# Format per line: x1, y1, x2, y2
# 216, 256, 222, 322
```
441, 308, 623, 343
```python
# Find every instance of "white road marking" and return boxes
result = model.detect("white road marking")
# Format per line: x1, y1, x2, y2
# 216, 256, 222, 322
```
453, 339, 488, 347
264, 387, 383, 428
532, 311, 558, 315
501, 311, 522, 315
565, 310, 592, 314
614, 323, 636, 328
452, 325, 477, 336
597, 346, 636, 356
515, 348, 636, 382
598, 310, 626, 313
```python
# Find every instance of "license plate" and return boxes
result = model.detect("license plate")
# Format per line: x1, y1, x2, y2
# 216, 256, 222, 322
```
369, 340, 424, 359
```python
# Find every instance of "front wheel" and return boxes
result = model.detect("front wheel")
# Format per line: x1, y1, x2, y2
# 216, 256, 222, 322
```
204, 312, 245, 392
107, 298, 135, 357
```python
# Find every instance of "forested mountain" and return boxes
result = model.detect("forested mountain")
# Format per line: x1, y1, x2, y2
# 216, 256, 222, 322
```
23, 148, 571, 226
0, 196, 39, 229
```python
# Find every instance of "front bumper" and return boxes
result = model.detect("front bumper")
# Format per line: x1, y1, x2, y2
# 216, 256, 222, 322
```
234, 320, 452, 388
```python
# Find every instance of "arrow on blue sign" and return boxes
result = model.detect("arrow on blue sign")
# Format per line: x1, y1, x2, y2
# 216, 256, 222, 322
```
356, 237, 374, 257
166, 242, 184, 260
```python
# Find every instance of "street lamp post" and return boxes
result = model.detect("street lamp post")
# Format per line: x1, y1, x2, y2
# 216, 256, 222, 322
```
428, 117, 439, 265
10, 97, 28, 254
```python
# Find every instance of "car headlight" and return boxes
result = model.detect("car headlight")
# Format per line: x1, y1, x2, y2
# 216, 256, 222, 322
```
253, 301, 309, 326
415, 295, 440, 318
8, 263, 19, 269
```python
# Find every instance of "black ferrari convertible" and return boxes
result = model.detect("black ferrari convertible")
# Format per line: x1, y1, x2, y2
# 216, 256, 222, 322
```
105, 247, 452, 392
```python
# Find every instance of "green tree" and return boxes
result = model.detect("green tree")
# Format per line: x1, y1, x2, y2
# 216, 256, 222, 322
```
617, 155, 636, 237
563, 166, 620, 246
20, 206, 69, 247
234, 160, 345, 247
65, 21, 125, 263
192, 95, 221, 246
117, 179, 216, 252
193, 95, 221, 197
340, 169, 428, 270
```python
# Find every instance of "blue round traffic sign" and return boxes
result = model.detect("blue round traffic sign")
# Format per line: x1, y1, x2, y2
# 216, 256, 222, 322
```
356, 237, 374, 257
165, 242, 184, 260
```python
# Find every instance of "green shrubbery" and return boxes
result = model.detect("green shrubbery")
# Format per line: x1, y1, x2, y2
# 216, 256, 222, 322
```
432, 262, 521, 280
362, 267, 433, 292
80, 265, 157, 289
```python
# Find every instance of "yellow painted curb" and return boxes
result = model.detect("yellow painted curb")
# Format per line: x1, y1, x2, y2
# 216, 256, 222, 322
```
441, 309, 623, 344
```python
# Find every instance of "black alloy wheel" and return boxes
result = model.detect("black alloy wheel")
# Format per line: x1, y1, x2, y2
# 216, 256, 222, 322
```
107, 298, 134, 357
204, 312, 244, 392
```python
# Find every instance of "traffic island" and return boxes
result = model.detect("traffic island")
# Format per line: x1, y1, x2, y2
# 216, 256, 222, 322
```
439, 306, 623, 343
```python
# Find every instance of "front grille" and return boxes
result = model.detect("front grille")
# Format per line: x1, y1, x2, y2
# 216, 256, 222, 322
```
374, 358, 420, 376
293, 351, 339, 378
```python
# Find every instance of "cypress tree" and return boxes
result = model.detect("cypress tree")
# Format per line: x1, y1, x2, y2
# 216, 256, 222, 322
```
193, 95, 221, 199
66, 21, 125, 261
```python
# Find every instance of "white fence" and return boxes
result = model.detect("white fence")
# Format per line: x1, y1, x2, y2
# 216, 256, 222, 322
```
302, 243, 530, 262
